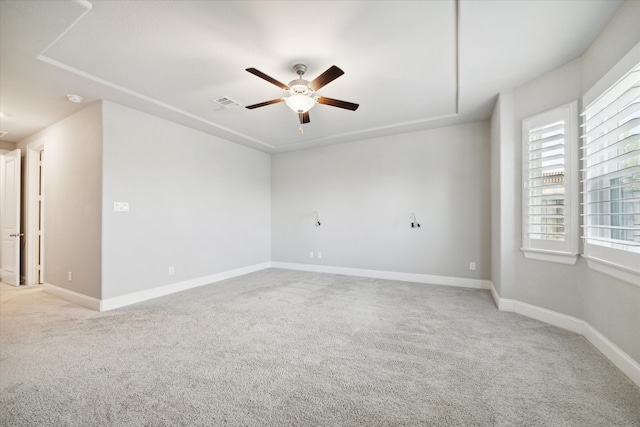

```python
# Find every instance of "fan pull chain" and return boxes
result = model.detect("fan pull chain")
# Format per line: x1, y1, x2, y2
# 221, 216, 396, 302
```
299, 125, 304, 135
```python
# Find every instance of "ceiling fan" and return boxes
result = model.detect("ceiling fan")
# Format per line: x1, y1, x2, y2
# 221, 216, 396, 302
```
245, 64, 359, 133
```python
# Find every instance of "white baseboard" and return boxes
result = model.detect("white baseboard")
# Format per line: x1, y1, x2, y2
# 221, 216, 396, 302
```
489, 281, 502, 308
504, 298, 583, 334
272, 262, 492, 290
100, 262, 271, 311
44, 283, 101, 311
44, 263, 271, 312
582, 322, 640, 388
490, 283, 640, 388
47, 262, 489, 313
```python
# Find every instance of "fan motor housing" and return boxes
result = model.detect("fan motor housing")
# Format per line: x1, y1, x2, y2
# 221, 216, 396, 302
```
288, 79, 313, 96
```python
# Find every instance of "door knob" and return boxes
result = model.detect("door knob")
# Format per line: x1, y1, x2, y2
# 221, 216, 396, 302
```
9, 233, 24, 237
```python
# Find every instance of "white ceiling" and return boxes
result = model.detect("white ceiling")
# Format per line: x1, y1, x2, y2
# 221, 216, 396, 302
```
0, 0, 623, 153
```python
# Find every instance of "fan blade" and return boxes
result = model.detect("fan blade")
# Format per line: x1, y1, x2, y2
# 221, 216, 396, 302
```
317, 97, 359, 111
245, 98, 285, 109
308, 66, 344, 91
246, 68, 289, 90
299, 111, 310, 124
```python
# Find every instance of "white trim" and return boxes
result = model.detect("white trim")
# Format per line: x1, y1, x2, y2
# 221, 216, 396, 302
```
521, 101, 579, 260
48, 262, 490, 312
44, 283, 101, 311
489, 282, 501, 308
521, 248, 579, 265
25, 139, 46, 286
583, 252, 640, 287
490, 284, 514, 311
490, 284, 582, 332
99, 262, 271, 311
510, 299, 583, 334
272, 262, 491, 290
581, 46, 640, 284
583, 322, 640, 388
490, 283, 640, 388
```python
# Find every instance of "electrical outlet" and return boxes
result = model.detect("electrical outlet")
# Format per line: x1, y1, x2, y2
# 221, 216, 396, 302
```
169, 266, 175, 276
309, 251, 314, 258
68, 271, 72, 281
318, 252, 322, 259
469, 262, 476, 271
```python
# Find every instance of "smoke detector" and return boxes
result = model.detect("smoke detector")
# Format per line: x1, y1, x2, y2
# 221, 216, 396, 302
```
67, 94, 84, 103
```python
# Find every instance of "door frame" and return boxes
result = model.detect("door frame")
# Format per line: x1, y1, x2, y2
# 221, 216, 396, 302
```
25, 139, 45, 286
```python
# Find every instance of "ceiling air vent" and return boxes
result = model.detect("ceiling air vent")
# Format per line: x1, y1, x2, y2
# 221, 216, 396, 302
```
212, 96, 242, 109
0, 131, 8, 138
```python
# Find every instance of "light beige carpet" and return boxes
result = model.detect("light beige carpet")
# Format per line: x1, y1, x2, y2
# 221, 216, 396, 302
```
1, 269, 639, 426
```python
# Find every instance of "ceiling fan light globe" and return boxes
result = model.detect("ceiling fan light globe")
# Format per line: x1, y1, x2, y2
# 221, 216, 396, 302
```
286, 94, 316, 113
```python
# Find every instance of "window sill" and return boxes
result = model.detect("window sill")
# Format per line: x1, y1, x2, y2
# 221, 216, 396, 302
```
584, 255, 640, 287
521, 248, 579, 265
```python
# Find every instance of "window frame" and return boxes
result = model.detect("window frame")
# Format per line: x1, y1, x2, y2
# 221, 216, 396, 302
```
581, 50, 640, 286
521, 101, 580, 265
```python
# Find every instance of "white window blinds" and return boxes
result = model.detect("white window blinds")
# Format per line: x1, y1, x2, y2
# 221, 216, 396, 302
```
581, 63, 640, 254
522, 102, 579, 262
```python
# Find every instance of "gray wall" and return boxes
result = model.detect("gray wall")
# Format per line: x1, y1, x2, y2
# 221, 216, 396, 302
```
511, 58, 584, 318
101, 101, 271, 299
14, 100, 271, 301
490, 92, 515, 298
17, 102, 103, 299
495, 0, 640, 361
272, 121, 491, 280
581, 0, 640, 93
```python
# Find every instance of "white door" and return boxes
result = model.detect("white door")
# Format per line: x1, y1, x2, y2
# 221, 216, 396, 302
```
1, 149, 21, 286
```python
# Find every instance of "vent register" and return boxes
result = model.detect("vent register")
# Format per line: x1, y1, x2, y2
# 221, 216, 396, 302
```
212, 96, 242, 109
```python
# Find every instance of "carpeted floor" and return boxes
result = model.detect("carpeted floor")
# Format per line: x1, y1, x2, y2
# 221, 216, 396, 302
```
1, 268, 639, 426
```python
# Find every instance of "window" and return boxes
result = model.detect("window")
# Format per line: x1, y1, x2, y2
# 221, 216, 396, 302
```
522, 101, 579, 264
581, 62, 640, 285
